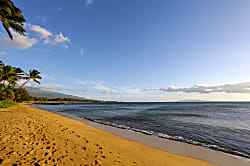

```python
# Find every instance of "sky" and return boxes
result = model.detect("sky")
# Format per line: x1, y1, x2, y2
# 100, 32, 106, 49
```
1, 0, 250, 101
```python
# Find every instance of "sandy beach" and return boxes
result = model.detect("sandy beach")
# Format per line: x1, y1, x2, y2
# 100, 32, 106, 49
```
0, 104, 219, 166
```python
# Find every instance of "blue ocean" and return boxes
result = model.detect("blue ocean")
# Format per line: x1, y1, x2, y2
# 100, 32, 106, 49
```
33, 102, 250, 158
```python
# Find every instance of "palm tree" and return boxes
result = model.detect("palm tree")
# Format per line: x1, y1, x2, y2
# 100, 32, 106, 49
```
0, 86, 15, 100
0, 64, 24, 91
0, 0, 26, 40
6, 67, 24, 88
19, 69, 42, 89
0, 65, 16, 85
0, 61, 42, 101
0, 62, 24, 98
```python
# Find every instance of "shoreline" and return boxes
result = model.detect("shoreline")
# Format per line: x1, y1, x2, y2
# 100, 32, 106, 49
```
31, 104, 250, 159
78, 115, 249, 158
0, 104, 248, 166
47, 108, 250, 166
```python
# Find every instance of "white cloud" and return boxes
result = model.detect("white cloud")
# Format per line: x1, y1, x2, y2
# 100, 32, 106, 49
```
54, 32, 70, 44
0, 31, 38, 50
85, 0, 94, 7
144, 82, 250, 94
43, 32, 70, 47
80, 48, 85, 55
25, 24, 52, 39
43, 32, 70, 46
0, 23, 71, 50
25, 23, 70, 47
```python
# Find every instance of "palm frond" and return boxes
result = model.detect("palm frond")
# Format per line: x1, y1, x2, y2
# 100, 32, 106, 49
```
33, 79, 40, 84
8, 21, 25, 35
2, 22, 13, 40
0, 0, 25, 40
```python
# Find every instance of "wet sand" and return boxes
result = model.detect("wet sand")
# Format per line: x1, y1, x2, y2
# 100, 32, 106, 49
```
0, 104, 219, 165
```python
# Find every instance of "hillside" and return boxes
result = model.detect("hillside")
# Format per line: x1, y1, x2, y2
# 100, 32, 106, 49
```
25, 87, 85, 100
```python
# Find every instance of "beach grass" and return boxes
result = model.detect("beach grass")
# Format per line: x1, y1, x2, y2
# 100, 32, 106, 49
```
0, 100, 18, 108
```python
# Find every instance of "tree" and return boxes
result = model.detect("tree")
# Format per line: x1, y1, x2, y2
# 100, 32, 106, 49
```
0, 61, 41, 102
14, 88, 32, 102
0, 0, 26, 40
0, 87, 15, 100
0, 60, 3, 67
0, 64, 24, 90
19, 69, 42, 89
0, 63, 24, 100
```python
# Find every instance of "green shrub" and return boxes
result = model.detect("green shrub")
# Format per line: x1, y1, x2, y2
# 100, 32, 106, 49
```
0, 101, 18, 108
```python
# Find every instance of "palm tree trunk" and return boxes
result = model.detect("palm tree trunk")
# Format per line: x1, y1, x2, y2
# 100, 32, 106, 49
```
14, 78, 31, 101
18, 78, 31, 90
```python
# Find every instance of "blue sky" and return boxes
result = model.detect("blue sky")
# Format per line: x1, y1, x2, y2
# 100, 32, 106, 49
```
1, 0, 250, 101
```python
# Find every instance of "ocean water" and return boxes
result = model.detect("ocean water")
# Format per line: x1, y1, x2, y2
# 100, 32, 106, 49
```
33, 102, 250, 158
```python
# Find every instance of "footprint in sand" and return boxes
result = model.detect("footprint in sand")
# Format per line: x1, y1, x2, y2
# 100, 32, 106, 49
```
94, 159, 101, 165
6, 150, 14, 155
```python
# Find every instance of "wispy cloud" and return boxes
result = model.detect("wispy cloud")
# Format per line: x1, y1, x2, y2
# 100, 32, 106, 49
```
74, 79, 104, 85
85, 0, 94, 7
25, 24, 52, 39
27, 84, 71, 91
115, 87, 141, 94
40, 73, 55, 81
20, 81, 87, 93
94, 84, 111, 91
0, 31, 38, 50
144, 82, 250, 94
57, 8, 63, 12
94, 84, 141, 94
80, 48, 85, 55
37, 16, 48, 24
74, 79, 141, 95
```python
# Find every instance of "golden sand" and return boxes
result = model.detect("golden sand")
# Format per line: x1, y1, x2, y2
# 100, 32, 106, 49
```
0, 104, 217, 166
